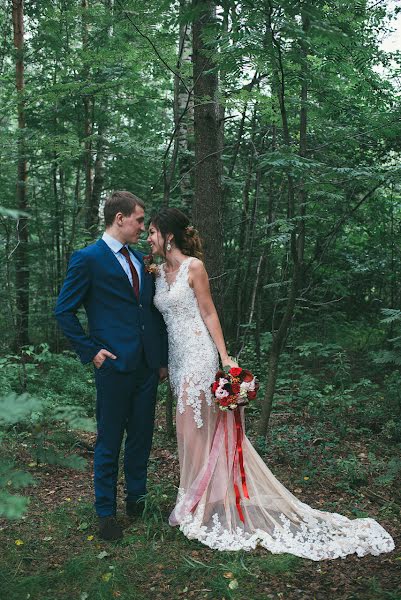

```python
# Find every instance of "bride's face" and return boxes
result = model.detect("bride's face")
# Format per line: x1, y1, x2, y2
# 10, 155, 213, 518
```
147, 223, 165, 256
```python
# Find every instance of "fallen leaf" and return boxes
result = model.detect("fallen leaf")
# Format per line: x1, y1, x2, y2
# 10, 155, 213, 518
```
15, 539, 24, 546
87, 535, 94, 541
102, 572, 112, 582
223, 572, 234, 579
97, 550, 109, 559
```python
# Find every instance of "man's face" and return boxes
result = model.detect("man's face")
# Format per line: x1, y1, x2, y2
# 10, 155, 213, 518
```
120, 205, 145, 244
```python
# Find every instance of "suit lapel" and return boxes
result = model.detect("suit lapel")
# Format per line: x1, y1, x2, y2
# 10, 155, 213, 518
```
96, 239, 138, 299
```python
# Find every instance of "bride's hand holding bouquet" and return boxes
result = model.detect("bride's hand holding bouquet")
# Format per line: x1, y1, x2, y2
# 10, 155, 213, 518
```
211, 363, 259, 412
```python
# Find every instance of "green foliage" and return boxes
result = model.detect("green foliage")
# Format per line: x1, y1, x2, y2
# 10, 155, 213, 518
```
0, 350, 95, 519
373, 309, 401, 366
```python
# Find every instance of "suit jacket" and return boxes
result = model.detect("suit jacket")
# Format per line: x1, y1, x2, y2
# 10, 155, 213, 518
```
54, 239, 167, 372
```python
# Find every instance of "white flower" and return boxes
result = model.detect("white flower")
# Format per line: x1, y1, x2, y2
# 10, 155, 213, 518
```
219, 377, 229, 387
215, 386, 229, 399
239, 387, 248, 398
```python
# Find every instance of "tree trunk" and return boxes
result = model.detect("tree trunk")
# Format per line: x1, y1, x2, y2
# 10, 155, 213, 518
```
91, 121, 106, 223
82, 0, 95, 237
12, 0, 29, 350
257, 5, 309, 437
52, 151, 62, 293
192, 0, 224, 318
177, 0, 193, 210
258, 266, 301, 435
88, 0, 113, 231
232, 107, 257, 345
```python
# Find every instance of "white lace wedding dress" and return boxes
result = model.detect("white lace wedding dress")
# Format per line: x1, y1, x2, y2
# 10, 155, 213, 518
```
154, 257, 395, 560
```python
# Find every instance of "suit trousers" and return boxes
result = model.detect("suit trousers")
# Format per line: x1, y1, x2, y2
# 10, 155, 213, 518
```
93, 354, 159, 517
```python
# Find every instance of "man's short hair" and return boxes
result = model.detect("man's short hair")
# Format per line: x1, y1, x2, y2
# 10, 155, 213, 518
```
104, 191, 145, 227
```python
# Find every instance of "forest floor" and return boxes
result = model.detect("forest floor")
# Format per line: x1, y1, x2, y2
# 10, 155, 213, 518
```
1, 401, 400, 600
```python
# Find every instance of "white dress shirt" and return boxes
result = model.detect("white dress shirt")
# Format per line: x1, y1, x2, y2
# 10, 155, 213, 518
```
102, 232, 142, 290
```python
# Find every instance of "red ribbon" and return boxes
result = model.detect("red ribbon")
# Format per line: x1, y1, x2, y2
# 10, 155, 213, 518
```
233, 409, 249, 522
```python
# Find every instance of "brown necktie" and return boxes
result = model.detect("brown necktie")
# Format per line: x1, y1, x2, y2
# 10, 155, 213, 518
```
119, 247, 139, 300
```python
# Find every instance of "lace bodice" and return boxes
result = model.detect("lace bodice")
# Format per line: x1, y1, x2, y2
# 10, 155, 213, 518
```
154, 257, 219, 428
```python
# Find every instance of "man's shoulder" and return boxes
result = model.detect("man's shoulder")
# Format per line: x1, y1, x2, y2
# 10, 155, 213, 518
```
74, 240, 103, 257
69, 241, 103, 267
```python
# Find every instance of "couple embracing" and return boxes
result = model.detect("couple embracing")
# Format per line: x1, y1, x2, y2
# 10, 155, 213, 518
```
56, 191, 394, 560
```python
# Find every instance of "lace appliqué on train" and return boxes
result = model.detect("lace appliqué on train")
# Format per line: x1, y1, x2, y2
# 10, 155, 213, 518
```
178, 502, 395, 560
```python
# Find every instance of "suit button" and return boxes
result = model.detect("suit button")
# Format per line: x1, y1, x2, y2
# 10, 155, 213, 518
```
142, 325, 145, 330
139, 304, 142, 308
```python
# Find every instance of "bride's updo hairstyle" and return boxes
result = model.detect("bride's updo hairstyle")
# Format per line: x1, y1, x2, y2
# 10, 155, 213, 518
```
150, 207, 204, 261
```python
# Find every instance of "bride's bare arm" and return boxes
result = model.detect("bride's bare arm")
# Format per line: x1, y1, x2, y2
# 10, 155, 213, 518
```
189, 259, 237, 368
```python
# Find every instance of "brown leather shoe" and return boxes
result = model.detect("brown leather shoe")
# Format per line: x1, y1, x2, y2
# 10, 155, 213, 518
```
98, 516, 123, 541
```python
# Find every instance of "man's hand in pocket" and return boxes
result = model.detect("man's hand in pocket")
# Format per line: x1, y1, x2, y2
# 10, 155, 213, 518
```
93, 349, 117, 369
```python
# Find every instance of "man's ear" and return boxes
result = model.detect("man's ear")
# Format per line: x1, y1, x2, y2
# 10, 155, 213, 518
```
115, 212, 124, 226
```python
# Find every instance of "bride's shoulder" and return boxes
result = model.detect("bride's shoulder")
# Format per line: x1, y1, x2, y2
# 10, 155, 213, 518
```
187, 257, 208, 286
188, 257, 205, 272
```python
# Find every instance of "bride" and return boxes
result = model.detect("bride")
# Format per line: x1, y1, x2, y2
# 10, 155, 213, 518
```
148, 207, 394, 560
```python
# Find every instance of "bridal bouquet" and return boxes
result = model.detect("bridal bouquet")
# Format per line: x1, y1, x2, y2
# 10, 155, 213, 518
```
211, 367, 259, 411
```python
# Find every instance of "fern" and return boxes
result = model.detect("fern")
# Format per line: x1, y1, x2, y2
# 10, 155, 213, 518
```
380, 309, 401, 325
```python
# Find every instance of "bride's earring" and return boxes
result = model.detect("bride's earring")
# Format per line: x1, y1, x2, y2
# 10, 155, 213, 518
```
166, 241, 172, 252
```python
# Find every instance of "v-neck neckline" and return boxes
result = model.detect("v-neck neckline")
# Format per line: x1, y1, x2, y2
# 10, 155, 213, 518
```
161, 257, 191, 291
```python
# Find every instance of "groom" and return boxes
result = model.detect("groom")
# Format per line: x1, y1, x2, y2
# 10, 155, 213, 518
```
55, 191, 168, 541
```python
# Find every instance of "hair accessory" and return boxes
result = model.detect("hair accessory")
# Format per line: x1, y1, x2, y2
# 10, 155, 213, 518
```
185, 225, 195, 235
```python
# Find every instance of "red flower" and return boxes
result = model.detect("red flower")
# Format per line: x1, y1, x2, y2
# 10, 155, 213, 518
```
229, 367, 243, 377
247, 390, 257, 400
211, 381, 219, 393
231, 382, 240, 394
242, 369, 254, 382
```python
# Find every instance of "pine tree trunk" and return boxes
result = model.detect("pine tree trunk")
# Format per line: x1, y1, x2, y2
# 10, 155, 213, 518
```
192, 0, 224, 317
12, 0, 29, 350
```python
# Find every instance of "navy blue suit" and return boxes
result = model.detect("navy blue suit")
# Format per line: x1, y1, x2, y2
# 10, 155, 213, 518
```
55, 239, 167, 516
